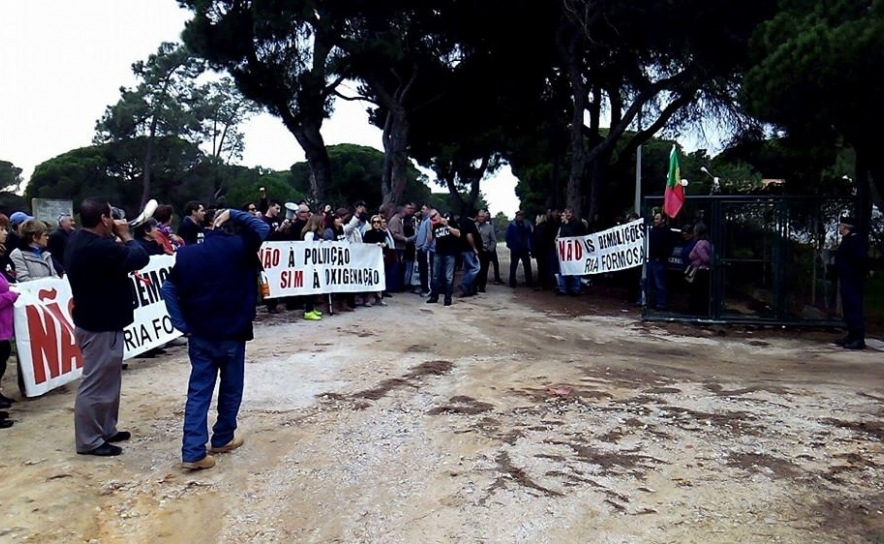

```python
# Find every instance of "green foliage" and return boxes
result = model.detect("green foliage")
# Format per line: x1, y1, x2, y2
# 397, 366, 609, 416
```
0, 160, 27, 215
289, 144, 430, 210
95, 42, 206, 145
24, 142, 299, 218
0, 160, 23, 193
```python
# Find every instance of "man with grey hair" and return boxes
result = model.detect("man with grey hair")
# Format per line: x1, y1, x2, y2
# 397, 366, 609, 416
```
48, 212, 76, 274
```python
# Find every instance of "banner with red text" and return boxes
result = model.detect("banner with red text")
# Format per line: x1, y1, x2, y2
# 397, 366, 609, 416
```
13, 255, 181, 397
260, 241, 385, 297
557, 219, 645, 276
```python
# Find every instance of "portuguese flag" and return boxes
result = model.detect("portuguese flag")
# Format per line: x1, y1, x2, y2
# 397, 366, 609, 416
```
663, 145, 684, 219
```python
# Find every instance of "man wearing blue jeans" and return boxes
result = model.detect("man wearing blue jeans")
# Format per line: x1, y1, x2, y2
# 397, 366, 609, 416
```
458, 212, 481, 297
426, 211, 461, 306
162, 209, 269, 470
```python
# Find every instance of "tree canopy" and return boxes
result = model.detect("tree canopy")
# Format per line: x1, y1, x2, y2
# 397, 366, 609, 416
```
742, 0, 884, 229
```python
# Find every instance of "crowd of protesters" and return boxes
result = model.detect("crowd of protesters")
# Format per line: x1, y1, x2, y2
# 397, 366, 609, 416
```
0, 191, 869, 459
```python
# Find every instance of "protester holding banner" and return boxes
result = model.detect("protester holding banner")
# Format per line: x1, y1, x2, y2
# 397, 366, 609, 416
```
66, 198, 150, 457
0, 265, 18, 413
10, 219, 59, 282
556, 208, 585, 296
161, 208, 270, 471
362, 215, 391, 307
0, 214, 16, 283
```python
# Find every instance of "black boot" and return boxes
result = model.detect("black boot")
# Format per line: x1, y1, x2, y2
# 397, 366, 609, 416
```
834, 334, 852, 346
0, 419, 13, 429
844, 339, 867, 350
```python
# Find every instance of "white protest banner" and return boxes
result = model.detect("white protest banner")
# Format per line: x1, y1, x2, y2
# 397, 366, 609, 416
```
557, 219, 646, 276
260, 241, 386, 297
124, 255, 181, 356
13, 255, 182, 397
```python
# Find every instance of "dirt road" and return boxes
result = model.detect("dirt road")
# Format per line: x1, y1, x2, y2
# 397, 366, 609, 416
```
1, 283, 883, 543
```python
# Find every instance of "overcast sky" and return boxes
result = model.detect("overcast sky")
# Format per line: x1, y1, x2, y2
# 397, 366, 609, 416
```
0, 0, 522, 215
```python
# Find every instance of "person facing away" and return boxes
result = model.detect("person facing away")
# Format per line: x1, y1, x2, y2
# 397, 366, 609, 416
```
834, 216, 869, 350
161, 208, 270, 470
65, 197, 150, 457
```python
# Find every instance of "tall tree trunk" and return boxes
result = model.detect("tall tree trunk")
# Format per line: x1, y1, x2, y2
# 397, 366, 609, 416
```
291, 121, 330, 203
559, 28, 586, 218
381, 106, 410, 206
586, 149, 612, 226
141, 115, 158, 208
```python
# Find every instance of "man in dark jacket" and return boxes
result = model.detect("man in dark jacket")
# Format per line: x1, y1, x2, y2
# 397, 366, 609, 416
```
66, 198, 150, 457
177, 201, 206, 245
162, 208, 269, 470
505, 211, 534, 288
834, 216, 869, 350
647, 212, 675, 311
48, 213, 76, 274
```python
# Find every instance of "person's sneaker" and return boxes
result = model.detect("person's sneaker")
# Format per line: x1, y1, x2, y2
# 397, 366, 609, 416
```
844, 340, 867, 350
364, 300, 374, 307
182, 455, 216, 470
209, 436, 244, 454
310, 309, 323, 316
304, 311, 322, 321
0, 419, 13, 429
426, 298, 438, 304
78, 442, 122, 457
376, 300, 388, 307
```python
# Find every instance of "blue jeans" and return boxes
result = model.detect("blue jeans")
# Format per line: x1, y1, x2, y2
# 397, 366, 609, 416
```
182, 336, 246, 462
556, 273, 581, 294
460, 251, 480, 294
431, 254, 456, 303
648, 261, 668, 309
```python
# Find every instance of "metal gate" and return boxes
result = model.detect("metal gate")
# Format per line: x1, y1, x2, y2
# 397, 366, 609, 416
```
642, 195, 851, 325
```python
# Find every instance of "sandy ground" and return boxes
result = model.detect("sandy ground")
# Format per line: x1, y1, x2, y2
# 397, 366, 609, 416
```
2, 274, 884, 543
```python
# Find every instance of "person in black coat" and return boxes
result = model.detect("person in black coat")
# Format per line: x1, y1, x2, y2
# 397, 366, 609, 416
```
834, 216, 869, 350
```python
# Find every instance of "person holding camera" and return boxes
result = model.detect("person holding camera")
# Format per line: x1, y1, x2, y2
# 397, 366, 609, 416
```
65, 198, 150, 457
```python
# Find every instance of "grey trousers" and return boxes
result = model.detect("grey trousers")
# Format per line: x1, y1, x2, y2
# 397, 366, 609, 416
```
74, 329, 123, 452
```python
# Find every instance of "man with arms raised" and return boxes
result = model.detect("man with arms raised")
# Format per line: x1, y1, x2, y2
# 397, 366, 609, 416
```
162, 208, 269, 470
66, 198, 150, 456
